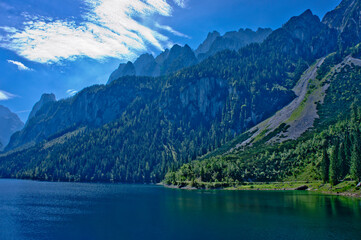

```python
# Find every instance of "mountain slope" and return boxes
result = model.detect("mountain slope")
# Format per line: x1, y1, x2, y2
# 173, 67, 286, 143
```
164, 48, 361, 186
0, 105, 24, 150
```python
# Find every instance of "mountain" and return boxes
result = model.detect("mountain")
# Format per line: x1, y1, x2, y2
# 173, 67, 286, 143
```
108, 61, 136, 83
108, 28, 272, 83
0, 105, 24, 150
27, 93, 56, 124
5, 9, 325, 153
5, 78, 158, 151
194, 31, 221, 56
1, 0, 360, 184
108, 44, 197, 83
196, 28, 272, 61
322, 0, 361, 49
165, 46, 361, 186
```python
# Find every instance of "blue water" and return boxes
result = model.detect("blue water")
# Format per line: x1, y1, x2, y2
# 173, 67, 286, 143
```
0, 179, 360, 240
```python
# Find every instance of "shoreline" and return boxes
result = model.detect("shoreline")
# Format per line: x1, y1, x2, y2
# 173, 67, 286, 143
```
162, 181, 361, 198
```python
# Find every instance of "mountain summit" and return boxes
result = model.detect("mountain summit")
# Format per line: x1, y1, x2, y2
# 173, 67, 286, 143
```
323, 0, 361, 49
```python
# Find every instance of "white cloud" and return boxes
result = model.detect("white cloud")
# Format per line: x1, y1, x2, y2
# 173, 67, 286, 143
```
0, 0, 188, 64
0, 90, 16, 101
155, 23, 190, 38
66, 89, 78, 96
173, 0, 187, 8
7, 60, 33, 71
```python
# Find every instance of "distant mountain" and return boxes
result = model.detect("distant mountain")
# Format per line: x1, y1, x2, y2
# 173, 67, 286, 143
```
0, 105, 24, 150
108, 28, 272, 83
194, 31, 221, 56
108, 44, 197, 83
196, 28, 272, 61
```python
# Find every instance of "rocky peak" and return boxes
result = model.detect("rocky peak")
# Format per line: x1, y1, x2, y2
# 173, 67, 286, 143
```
197, 27, 272, 61
27, 93, 56, 124
282, 9, 323, 42
160, 44, 198, 75
134, 53, 158, 77
195, 31, 221, 56
0, 105, 24, 150
322, 0, 361, 49
108, 61, 136, 83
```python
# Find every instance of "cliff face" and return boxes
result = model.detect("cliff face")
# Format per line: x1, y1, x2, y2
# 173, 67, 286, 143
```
6, 77, 159, 151
0, 105, 24, 150
196, 28, 272, 61
194, 31, 221, 56
27, 93, 56, 125
323, 0, 361, 49
108, 45, 197, 83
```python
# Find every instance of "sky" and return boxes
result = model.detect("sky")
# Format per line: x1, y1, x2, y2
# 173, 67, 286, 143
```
0, 0, 340, 122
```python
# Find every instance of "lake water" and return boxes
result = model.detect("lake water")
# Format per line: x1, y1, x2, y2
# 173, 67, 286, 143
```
0, 179, 360, 240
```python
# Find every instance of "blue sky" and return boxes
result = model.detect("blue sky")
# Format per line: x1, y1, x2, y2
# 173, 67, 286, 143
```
0, 0, 340, 122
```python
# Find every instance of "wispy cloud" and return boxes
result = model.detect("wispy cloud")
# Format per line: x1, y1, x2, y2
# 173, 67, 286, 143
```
0, 90, 16, 101
173, 0, 188, 8
155, 23, 190, 38
0, 0, 188, 64
7, 60, 33, 71
66, 89, 78, 96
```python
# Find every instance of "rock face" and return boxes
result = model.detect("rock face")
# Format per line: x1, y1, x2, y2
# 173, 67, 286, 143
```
0, 105, 24, 150
196, 28, 272, 61
194, 31, 221, 56
134, 54, 159, 77
156, 44, 197, 75
27, 93, 56, 125
323, 0, 361, 49
108, 45, 197, 83
6, 78, 158, 151
108, 61, 136, 83
265, 9, 338, 60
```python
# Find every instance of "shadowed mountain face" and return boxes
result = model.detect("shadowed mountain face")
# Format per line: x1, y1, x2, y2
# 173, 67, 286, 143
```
2, 0, 361, 183
196, 28, 272, 61
323, 0, 361, 49
107, 28, 272, 83
0, 105, 24, 150
26, 93, 56, 125
108, 44, 197, 83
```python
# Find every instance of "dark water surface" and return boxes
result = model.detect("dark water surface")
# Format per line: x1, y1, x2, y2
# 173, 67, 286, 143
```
0, 179, 360, 240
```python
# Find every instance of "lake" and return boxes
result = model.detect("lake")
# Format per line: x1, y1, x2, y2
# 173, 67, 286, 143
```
0, 179, 360, 240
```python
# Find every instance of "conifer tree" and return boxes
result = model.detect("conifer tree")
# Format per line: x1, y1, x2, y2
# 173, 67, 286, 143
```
329, 145, 340, 186
343, 133, 352, 175
321, 147, 330, 183
350, 132, 361, 182
338, 142, 347, 179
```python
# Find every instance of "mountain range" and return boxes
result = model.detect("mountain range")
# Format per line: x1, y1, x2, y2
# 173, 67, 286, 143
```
0, 0, 360, 185
107, 28, 272, 83
0, 105, 23, 151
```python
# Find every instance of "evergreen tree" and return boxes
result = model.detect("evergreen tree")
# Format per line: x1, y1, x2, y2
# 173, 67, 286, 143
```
338, 142, 347, 179
343, 133, 352, 176
321, 147, 330, 183
350, 132, 361, 182
329, 145, 340, 186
